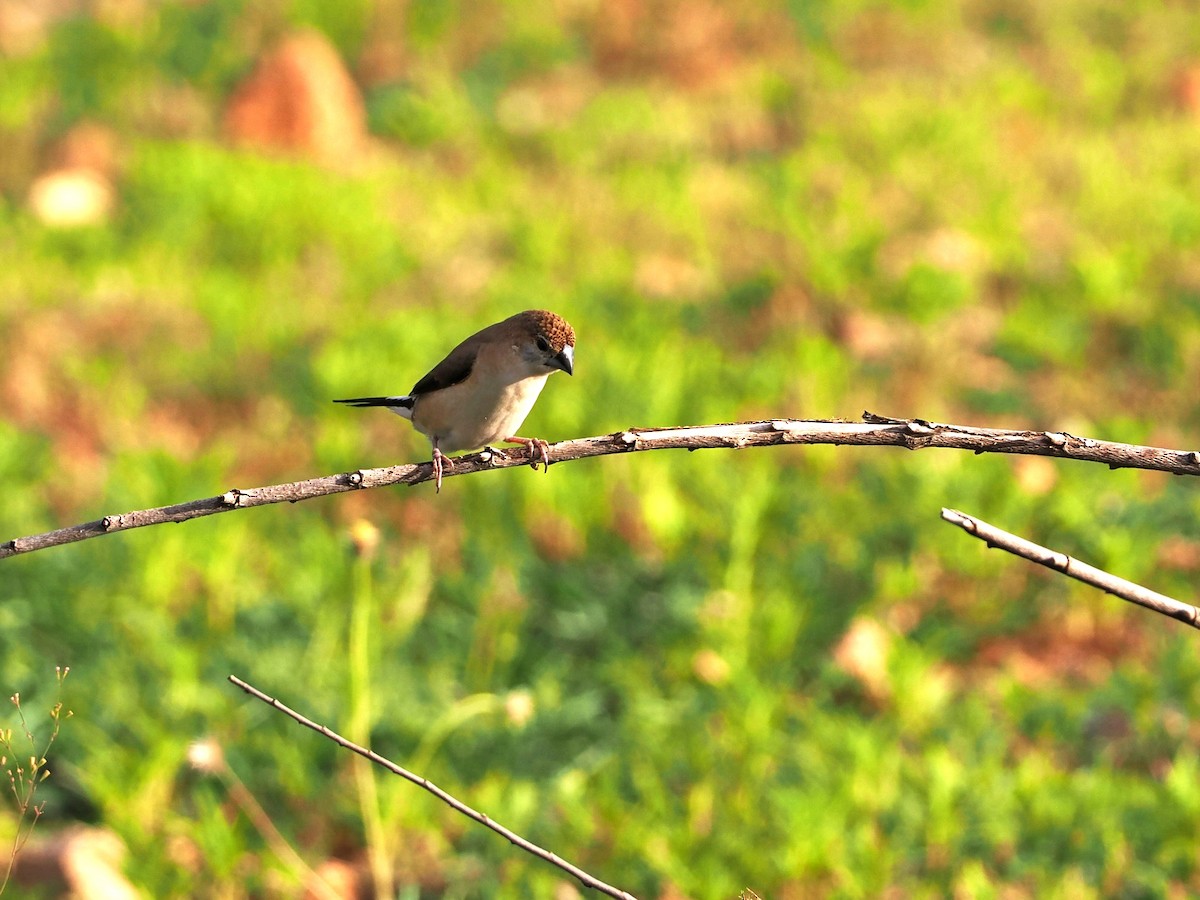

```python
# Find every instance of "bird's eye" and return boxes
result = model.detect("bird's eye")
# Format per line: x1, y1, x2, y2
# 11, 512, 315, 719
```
536, 336, 551, 352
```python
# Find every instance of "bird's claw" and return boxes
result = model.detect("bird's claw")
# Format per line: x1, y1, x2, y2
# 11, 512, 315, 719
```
532, 439, 550, 472
504, 436, 551, 472
432, 448, 455, 493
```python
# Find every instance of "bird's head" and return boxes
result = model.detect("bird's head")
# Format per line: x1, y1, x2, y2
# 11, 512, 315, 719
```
515, 309, 575, 376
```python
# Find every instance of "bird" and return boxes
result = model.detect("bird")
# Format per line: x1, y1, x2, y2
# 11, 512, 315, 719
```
334, 309, 575, 492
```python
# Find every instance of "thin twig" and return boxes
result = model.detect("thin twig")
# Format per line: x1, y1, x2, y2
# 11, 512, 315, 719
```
941, 508, 1200, 629
227, 675, 639, 900
6, 415, 1200, 560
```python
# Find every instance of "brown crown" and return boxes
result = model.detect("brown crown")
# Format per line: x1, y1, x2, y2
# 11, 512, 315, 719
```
520, 309, 575, 351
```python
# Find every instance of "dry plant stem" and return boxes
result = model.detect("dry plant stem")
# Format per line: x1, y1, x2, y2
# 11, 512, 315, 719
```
1, 668, 70, 895
941, 508, 1200, 629
6, 414, 1200, 560
227, 676, 640, 900
219, 767, 343, 900
0, 695, 44, 895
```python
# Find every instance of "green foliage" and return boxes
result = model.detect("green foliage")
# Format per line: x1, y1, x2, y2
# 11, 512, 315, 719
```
3, 1, 1200, 896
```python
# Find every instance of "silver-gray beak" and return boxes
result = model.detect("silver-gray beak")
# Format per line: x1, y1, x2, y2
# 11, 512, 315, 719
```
552, 344, 574, 376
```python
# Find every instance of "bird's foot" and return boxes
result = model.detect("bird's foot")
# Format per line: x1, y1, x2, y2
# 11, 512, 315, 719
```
432, 447, 455, 493
503, 436, 551, 472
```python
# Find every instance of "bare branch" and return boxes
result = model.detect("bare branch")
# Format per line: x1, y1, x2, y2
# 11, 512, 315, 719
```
941, 508, 1200, 629
6, 414, 1200, 560
227, 675, 639, 900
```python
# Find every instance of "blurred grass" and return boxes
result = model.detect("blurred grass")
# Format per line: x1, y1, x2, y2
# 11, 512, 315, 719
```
3, 0, 1200, 897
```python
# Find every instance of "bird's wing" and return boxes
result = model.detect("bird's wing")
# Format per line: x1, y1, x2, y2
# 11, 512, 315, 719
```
409, 324, 497, 396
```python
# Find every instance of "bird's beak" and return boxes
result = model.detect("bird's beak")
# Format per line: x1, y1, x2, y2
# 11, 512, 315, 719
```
551, 344, 574, 376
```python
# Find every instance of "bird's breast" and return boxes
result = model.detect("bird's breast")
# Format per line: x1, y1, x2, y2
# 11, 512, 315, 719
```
411, 373, 550, 452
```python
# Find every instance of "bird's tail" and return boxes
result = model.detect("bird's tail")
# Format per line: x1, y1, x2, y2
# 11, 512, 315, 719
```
333, 395, 415, 419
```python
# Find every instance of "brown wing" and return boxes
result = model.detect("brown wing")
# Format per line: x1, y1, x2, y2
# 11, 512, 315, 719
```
409, 321, 502, 396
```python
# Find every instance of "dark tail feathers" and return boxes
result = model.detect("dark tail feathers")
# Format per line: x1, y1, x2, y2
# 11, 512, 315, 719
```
333, 395, 414, 410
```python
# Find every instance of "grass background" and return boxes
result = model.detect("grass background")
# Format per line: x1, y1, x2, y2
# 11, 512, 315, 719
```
4, 1, 1200, 896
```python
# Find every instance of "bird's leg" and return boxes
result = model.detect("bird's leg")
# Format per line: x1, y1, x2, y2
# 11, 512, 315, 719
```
503, 436, 551, 472
432, 444, 455, 493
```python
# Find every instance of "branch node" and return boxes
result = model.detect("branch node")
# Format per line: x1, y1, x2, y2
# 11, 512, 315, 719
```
1045, 432, 1067, 449
1189, 451, 1200, 466
101, 515, 120, 531
221, 490, 243, 508
900, 419, 934, 448
617, 431, 638, 447
347, 471, 364, 487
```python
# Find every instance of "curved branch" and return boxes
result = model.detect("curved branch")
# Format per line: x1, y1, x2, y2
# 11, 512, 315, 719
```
227, 676, 639, 900
941, 508, 1200, 629
5, 414, 1200, 560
